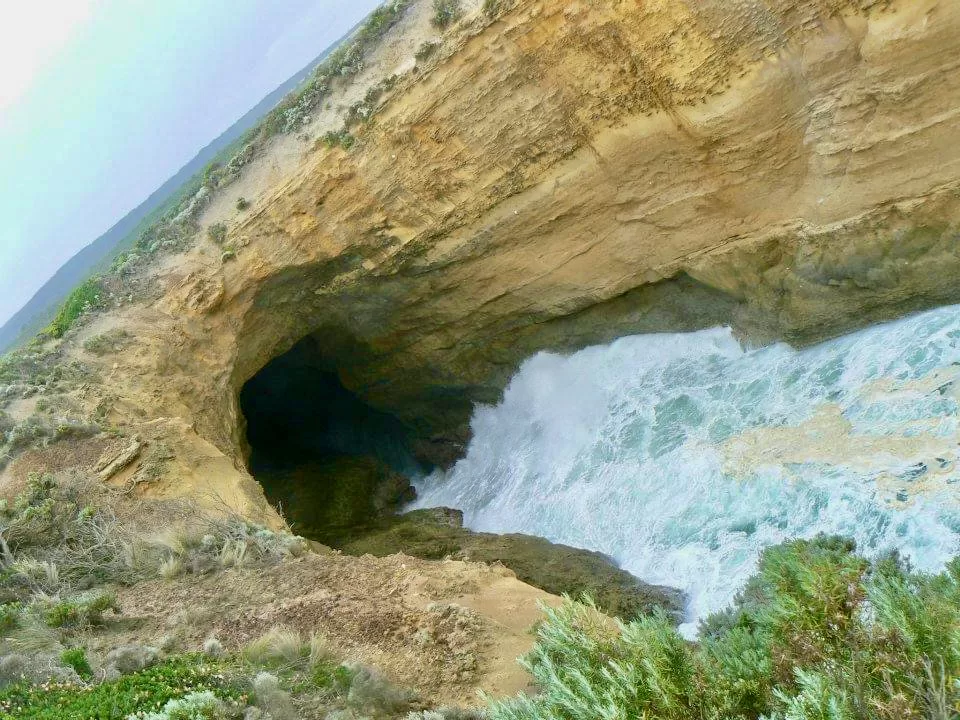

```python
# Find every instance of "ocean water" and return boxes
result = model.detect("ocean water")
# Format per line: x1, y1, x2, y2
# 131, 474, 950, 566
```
412, 305, 960, 635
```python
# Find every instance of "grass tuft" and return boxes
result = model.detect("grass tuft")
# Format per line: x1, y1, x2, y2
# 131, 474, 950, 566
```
243, 626, 306, 668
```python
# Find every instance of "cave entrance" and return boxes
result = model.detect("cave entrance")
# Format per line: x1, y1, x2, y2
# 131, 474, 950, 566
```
239, 335, 423, 544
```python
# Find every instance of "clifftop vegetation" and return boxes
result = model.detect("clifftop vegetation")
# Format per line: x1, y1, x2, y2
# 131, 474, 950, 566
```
490, 537, 960, 720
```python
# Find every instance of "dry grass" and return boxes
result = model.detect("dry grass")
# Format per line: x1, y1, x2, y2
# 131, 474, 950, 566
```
243, 626, 306, 667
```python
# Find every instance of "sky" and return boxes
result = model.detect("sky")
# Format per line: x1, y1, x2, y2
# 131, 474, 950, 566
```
0, 0, 381, 327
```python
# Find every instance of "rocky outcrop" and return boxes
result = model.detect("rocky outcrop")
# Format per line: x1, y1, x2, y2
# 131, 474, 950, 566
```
139, 0, 960, 466
338, 507, 686, 622
250, 456, 684, 621
45, 0, 959, 507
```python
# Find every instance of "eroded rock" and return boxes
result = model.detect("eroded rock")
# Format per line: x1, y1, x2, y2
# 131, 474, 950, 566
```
340, 508, 685, 622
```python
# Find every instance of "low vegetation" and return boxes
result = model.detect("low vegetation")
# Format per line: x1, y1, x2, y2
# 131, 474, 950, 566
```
45, 278, 107, 340
344, 75, 398, 128
321, 129, 356, 150
0, 470, 492, 718
0, 654, 244, 719
482, 0, 513, 19
415, 41, 440, 63
206, 223, 227, 246
0, 473, 306, 617
0, 340, 101, 469
0, 415, 100, 471
488, 535, 960, 720
432, 0, 463, 28
257, 0, 411, 140
5, 0, 418, 356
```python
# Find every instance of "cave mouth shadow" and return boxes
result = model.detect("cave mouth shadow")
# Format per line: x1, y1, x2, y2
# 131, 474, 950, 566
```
239, 335, 424, 543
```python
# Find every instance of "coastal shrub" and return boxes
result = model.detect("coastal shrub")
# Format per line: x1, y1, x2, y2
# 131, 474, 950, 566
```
59, 647, 93, 681
235, 197, 250, 211
127, 690, 228, 720
110, 251, 140, 276
257, 0, 410, 139
344, 77, 397, 127
344, 663, 416, 715
250, 672, 296, 720
153, 520, 307, 581
321, 129, 355, 150
488, 536, 960, 720
243, 627, 305, 668
1, 415, 100, 454
0, 654, 242, 719
482, 0, 501, 17
42, 590, 118, 628
105, 645, 161, 677
206, 223, 227, 246
432, 0, 462, 28
0, 605, 21, 634
0, 653, 80, 689
46, 277, 106, 339
0, 346, 65, 388
0, 474, 135, 596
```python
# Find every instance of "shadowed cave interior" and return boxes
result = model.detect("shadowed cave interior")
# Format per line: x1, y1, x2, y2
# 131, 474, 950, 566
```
239, 335, 424, 545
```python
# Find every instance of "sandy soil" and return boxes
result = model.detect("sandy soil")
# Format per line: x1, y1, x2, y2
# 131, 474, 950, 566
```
98, 549, 557, 708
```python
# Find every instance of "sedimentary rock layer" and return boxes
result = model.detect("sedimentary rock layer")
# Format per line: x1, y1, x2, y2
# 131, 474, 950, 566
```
146, 0, 960, 465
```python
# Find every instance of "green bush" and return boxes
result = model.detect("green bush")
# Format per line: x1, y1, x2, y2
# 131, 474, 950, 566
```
0, 604, 21, 634
0, 654, 242, 719
46, 278, 106, 339
488, 536, 960, 720
206, 223, 227, 246
235, 197, 250, 211
129, 690, 228, 720
59, 648, 93, 681
43, 591, 118, 629
432, 0, 462, 28
321, 130, 355, 150
0, 474, 135, 599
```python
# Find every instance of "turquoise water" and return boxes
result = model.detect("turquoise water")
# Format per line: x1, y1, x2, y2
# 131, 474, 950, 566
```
412, 305, 960, 634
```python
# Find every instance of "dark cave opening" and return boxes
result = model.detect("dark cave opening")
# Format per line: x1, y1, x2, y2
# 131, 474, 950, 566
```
238, 337, 686, 620
239, 335, 424, 543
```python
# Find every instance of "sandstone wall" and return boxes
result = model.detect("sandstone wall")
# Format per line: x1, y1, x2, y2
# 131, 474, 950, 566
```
149, 0, 960, 464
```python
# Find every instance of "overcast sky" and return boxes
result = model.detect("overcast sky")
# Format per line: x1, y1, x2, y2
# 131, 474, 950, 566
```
0, 0, 380, 327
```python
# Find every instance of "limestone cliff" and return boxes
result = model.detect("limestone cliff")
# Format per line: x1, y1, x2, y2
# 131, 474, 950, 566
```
12, 0, 960, 513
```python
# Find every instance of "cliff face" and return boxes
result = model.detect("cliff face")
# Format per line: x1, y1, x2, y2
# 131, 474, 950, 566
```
109, 0, 960, 483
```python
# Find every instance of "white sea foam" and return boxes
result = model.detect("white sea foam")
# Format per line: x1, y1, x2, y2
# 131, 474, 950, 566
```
412, 305, 960, 635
